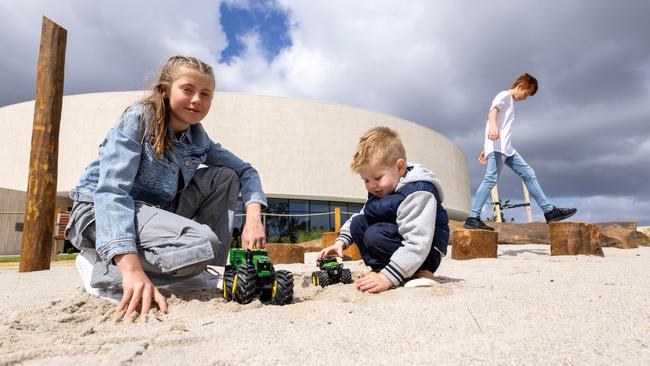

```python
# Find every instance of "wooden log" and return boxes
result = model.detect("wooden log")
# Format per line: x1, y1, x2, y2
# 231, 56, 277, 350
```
451, 229, 498, 260
597, 221, 639, 249
549, 222, 604, 256
321, 231, 339, 248
296, 240, 323, 253
636, 230, 650, 247
19, 17, 67, 272
266, 243, 305, 264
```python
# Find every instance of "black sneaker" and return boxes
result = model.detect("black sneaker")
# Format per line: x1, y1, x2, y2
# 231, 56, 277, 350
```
544, 207, 577, 224
463, 217, 495, 231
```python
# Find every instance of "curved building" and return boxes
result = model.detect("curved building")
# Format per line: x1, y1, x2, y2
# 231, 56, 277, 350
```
0, 92, 470, 253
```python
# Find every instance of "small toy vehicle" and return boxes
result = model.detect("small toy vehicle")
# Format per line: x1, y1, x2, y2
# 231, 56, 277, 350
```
223, 249, 294, 305
311, 256, 353, 287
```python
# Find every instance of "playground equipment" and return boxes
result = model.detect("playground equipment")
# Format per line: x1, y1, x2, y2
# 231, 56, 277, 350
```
490, 182, 532, 223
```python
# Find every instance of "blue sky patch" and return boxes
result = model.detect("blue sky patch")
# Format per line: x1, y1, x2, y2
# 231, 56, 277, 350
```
219, 2, 292, 63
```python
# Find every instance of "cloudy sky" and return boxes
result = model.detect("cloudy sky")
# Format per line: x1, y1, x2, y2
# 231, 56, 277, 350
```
1, 0, 649, 225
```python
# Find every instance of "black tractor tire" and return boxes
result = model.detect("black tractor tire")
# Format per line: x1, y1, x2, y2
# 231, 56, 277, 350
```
341, 268, 353, 284
315, 270, 331, 288
234, 264, 257, 304
311, 271, 323, 286
260, 288, 272, 302
271, 270, 294, 306
223, 265, 236, 301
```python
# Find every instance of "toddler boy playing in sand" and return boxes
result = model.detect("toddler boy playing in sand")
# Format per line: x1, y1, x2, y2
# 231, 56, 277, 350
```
319, 127, 449, 293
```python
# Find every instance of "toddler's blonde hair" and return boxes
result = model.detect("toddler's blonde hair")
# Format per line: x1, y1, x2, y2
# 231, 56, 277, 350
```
351, 127, 406, 172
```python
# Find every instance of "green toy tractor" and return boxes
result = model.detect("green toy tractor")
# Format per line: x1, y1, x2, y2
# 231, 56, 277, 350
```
311, 256, 353, 287
223, 249, 294, 305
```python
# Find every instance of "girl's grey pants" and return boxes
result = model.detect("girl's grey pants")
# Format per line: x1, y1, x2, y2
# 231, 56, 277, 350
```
65, 167, 240, 289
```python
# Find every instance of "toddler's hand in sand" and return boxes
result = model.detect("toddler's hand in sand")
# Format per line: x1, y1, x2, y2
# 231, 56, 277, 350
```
114, 254, 168, 320
317, 241, 344, 259
355, 272, 392, 293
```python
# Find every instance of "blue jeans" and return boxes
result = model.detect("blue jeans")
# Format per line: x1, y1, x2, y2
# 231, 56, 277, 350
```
470, 152, 553, 218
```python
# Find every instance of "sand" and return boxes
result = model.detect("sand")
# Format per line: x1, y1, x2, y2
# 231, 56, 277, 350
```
1, 244, 649, 365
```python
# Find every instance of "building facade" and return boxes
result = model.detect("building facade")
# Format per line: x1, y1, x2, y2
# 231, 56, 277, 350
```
0, 92, 470, 254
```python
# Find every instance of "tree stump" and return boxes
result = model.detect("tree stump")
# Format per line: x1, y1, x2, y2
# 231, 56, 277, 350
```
598, 221, 639, 249
266, 244, 305, 264
549, 222, 604, 256
320, 231, 336, 247
451, 229, 498, 260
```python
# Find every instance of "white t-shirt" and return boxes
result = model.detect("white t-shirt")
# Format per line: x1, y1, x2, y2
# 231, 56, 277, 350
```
484, 90, 517, 157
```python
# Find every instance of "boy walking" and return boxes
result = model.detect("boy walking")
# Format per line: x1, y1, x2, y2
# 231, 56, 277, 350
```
463, 73, 576, 231
319, 127, 449, 293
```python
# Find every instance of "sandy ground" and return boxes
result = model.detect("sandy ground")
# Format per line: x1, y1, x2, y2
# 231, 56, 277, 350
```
1, 244, 649, 366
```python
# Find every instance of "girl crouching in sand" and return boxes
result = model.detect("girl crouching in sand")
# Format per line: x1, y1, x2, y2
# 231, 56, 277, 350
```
65, 55, 267, 319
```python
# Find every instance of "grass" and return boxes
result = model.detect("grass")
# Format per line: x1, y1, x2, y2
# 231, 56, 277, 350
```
297, 228, 325, 243
0, 253, 78, 263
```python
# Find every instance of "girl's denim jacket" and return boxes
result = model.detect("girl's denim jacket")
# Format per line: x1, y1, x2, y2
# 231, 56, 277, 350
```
69, 103, 267, 262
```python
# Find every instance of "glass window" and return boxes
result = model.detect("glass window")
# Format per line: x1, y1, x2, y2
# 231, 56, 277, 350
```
330, 201, 348, 212
267, 198, 289, 213
309, 200, 329, 213
344, 202, 364, 221
265, 215, 289, 243
289, 216, 308, 243
230, 198, 245, 247
258, 198, 367, 242
309, 214, 331, 232
348, 202, 364, 213
289, 199, 308, 213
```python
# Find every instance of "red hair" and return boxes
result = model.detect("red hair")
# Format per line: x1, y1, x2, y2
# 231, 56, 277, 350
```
511, 73, 538, 96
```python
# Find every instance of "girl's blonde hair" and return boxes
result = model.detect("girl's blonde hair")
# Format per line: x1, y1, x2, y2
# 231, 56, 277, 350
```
141, 55, 214, 158
351, 127, 407, 172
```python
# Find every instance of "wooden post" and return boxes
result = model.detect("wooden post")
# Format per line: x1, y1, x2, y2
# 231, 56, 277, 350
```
334, 207, 341, 232
522, 182, 533, 223
19, 17, 67, 272
490, 186, 502, 223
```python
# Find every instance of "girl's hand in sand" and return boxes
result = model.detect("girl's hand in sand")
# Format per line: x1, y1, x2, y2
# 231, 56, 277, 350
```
478, 151, 487, 165
114, 253, 168, 320
241, 203, 266, 249
318, 241, 344, 259
355, 272, 392, 293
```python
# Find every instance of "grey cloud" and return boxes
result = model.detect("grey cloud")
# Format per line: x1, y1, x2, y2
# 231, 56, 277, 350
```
0, 0, 225, 106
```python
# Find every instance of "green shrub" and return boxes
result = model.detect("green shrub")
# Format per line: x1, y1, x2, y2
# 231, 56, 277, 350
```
297, 228, 325, 243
